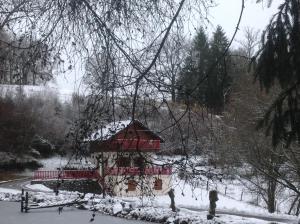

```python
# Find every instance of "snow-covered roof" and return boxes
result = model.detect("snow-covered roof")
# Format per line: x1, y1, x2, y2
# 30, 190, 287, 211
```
89, 120, 132, 141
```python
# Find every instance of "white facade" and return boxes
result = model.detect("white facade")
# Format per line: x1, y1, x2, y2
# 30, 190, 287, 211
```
91, 151, 172, 196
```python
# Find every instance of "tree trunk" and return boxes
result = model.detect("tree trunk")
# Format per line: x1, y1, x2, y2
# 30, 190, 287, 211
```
168, 189, 176, 212
171, 74, 176, 103
267, 178, 276, 213
288, 195, 299, 215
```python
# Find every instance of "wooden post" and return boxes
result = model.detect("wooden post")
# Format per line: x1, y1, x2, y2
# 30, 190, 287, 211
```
207, 190, 218, 220
25, 192, 29, 213
21, 189, 24, 213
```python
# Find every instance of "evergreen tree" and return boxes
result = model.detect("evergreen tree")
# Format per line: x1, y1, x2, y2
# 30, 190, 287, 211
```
206, 25, 231, 114
177, 26, 231, 114
177, 27, 210, 104
254, 0, 300, 146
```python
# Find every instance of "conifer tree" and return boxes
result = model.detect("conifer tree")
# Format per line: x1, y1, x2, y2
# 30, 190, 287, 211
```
177, 26, 231, 114
255, 0, 300, 146
206, 25, 231, 113
177, 27, 209, 104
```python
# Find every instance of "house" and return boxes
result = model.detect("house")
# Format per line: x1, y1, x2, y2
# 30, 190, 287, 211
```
89, 120, 172, 197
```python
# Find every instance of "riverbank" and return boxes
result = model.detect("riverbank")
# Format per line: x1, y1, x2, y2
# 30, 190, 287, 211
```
0, 171, 28, 182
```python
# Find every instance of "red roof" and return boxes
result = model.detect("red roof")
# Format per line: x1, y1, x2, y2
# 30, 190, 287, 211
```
89, 120, 163, 152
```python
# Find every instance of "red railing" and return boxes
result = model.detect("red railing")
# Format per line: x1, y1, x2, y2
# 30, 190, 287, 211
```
105, 166, 172, 176
33, 170, 100, 180
33, 166, 171, 180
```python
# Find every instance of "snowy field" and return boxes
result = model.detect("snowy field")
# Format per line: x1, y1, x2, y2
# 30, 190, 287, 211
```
0, 181, 297, 224
1, 155, 296, 223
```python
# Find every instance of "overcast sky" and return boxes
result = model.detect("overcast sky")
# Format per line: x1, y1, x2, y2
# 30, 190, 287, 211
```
210, 0, 281, 43
51, 0, 282, 95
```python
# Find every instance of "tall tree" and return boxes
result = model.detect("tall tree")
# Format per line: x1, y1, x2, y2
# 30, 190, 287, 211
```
178, 26, 231, 114
177, 27, 210, 104
254, 0, 300, 147
206, 25, 230, 114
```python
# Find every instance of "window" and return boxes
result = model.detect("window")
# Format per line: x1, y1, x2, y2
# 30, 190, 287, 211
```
133, 156, 145, 167
127, 179, 137, 191
154, 178, 162, 190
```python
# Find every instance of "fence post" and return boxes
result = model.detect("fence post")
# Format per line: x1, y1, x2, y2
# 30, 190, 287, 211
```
25, 192, 28, 213
21, 189, 24, 212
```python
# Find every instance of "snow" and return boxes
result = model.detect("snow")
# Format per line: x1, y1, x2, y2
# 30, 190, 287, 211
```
0, 187, 20, 194
88, 120, 132, 141
112, 203, 123, 214
0, 187, 21, 202
0, 154, 298, 223
115, 176, 297, 223
0, 183, 297, 224
25, 184, 52, 192
129, 180, 264, 214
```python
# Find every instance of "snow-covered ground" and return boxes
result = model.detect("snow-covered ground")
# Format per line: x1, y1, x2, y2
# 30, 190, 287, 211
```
2, 155, 295, 223
117, 177, 297, 222
26, 184, 53, 192
0, 187, 21, 202
0, 181, 297, 224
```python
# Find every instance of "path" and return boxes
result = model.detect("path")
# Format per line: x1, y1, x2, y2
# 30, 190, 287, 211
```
0, 201, 150, 224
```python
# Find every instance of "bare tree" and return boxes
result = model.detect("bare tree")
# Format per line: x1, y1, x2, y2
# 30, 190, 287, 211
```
238, 26, 260, 59
0, 0, 252, 209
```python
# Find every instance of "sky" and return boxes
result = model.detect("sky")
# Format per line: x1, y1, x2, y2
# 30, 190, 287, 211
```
50, 0, 282, 96
209, 0, 281, 43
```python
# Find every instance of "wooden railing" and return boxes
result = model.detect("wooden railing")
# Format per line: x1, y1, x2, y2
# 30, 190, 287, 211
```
105, 166, 172, 176
33, 170, 100, 180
